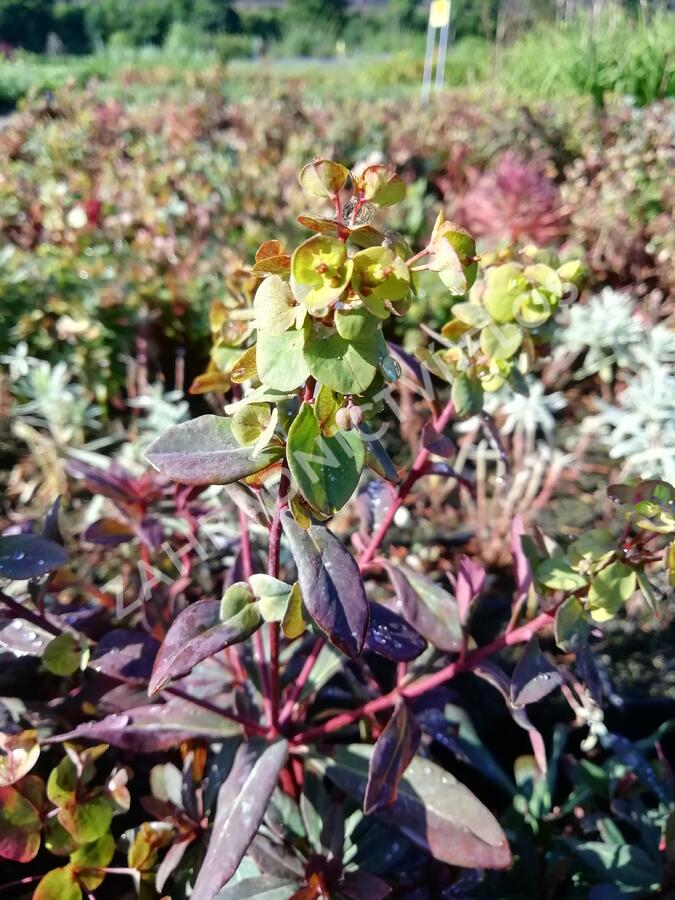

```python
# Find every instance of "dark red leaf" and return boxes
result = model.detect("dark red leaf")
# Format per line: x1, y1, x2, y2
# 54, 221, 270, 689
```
455, 555, 486, 625
51, 698, 240, 752
377, 560, 462, 653
364, 702, 421, 814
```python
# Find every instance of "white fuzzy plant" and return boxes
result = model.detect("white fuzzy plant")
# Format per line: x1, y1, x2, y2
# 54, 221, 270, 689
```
556, 287, 675, 381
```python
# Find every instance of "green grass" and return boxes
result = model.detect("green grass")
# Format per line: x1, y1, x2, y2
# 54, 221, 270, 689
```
1, 9, 673, 111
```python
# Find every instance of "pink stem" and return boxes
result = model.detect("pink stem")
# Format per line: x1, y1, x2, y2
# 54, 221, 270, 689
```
166, 687, 268, 737
279, 637, 326, 726
359, 397, 456, 567
268, 473, 290, 734
292, 612, 554, 745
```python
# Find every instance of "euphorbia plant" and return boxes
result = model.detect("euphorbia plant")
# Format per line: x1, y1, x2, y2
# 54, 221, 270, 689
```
1, 160, 672, 899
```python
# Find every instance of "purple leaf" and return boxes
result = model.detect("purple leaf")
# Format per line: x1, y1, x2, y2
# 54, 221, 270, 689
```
510, 636, 562, 707
214, 877, 300, 899
511, 516, 532, 599
455, 555, 486, 625
474, 661, 549, 774
145, 415, 284, 485
66, 459, 140, 505
377, 560, 462, 653
90, 629, 159, 683
0, 617, 53, 656
282, 513, 369, 658
149, 600, 261, 695
340, 872, 392, 899
41, 496, 63, 544
191, 739, 289, 900
0, 534, 67, 580
365, 603, 427, 662
51, 697, 241, 752
84, 517, 135, 547
156, 836, 194, 892
314, 745, 512, 869
364, 702, 421, 814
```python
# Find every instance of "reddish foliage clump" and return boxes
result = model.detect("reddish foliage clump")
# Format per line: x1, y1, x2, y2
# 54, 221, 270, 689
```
452, 152, 567, 246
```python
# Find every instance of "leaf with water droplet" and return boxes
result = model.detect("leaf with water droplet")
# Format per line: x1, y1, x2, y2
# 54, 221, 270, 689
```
0, 535, 67, 581
310, 745, 511, 869
510, 636, 562, 706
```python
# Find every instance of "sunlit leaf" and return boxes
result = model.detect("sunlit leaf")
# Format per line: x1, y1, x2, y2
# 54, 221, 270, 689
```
191, 740, 289, 900
282, 513, 369, 658
146, 416, 283, 486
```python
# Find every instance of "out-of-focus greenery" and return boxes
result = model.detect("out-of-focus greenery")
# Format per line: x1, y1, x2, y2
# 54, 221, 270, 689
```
0, 5, 672, 108
0, 73, 671, 405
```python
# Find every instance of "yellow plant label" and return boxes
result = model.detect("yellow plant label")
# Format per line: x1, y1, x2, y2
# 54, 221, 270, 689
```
429, 0, 451, 28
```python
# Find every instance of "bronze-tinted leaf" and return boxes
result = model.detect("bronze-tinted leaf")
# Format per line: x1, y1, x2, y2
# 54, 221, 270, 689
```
191, 740, 289, 900
312, 745, 511, 869
148, 599, 261, 694
281, 512, 369, 658
378, 561, 462, 652
145, 416, 283, 486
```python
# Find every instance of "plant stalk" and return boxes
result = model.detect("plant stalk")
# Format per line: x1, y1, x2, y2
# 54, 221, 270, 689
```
292, 611, 553, 744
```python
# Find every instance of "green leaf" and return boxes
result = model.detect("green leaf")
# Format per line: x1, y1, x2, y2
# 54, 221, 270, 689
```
47, 757, 78, 806
43, 634, 83, 677
335, 307, 381, 340
451, 373, 484, 419
356, 165, 406, 207
303, 330, 378, 395
555, 596, 590, 651
351, 247, 410, 314
58, 794, 115, 845
291, 236, 353, 313
256, 329, 311, 392
146, 416, 284, 486
71, 833, 115, 890
588, 561, 637, 622
480, 323, 522, 362
567, 529, 616, 567
311, 746, 511, 869
253, 275, 297, 336
483, 264, 527, 324
536, 557, 589, 592
231, 404, 272, 448
299, 159, 349, 199
34, 866, 82, 900
287, 402, 365, 515
220, 582, 256, 621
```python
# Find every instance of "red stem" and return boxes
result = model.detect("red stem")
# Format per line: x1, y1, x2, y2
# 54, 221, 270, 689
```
279, 637, 326, 725
292, 611, 554, 745
166, 687, 267, 737
359, 397, 456, 567
267, 472, 290, 734
238, 507, 272, 725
